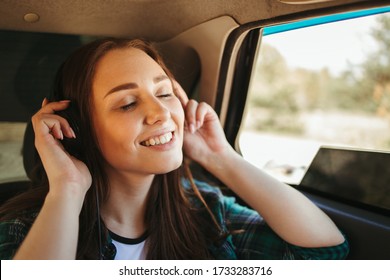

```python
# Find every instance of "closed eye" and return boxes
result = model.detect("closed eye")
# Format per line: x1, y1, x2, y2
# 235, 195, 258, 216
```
120, 102, 136, 111
157, 93, 173, 98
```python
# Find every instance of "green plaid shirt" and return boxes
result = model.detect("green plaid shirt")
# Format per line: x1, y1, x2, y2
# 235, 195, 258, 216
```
0, 180, 349, 260
179, 179, 349, 260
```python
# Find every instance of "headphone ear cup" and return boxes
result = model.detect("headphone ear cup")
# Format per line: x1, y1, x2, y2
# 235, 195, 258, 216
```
56, 105, 83, 159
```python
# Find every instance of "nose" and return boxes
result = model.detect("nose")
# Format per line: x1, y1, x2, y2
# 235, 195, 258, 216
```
144, 96, 170, 125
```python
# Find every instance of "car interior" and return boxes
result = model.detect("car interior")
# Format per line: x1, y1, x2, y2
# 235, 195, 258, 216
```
0, 0, 389, 259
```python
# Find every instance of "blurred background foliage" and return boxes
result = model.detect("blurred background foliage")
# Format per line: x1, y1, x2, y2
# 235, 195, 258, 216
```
248, 14, 390, 147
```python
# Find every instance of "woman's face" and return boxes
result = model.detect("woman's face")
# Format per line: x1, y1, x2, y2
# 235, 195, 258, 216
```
91, 48, 184, 177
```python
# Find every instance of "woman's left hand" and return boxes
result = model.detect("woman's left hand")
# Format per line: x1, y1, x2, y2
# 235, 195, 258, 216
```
174, 82, 232, 165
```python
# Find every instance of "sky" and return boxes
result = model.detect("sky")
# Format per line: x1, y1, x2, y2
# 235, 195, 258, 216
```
263, 15, 379, 75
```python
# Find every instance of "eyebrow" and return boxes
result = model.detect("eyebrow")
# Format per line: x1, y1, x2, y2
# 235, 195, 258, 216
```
104, 74, 170, 98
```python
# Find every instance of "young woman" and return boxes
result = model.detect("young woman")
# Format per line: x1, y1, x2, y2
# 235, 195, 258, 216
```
0, 38, 348, 260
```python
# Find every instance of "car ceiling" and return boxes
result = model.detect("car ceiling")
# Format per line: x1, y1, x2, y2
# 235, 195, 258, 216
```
0, 0, 384, 41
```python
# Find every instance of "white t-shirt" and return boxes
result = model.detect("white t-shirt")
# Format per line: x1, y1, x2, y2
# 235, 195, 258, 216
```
109, 230, 147, 260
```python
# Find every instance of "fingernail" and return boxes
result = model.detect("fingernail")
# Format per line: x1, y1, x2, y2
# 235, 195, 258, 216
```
60, 100, 71, 103
196, 121, 201, 129
70, 127, 77, 139
60, 131, 64, 140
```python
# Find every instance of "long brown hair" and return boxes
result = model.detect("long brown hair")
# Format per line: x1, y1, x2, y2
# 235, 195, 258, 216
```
0, 38, 220, 259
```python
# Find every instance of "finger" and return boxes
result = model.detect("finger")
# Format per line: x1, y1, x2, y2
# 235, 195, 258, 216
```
33, 113, 76, 140
45, 120, 64, 140
41, 97, 49, 107
38, 100, 76, 138
47, 114, 76, 139
195, 102, 211, 129
40, 100, 71, 114
184, 99, 198, 133
173, 80, 189, 106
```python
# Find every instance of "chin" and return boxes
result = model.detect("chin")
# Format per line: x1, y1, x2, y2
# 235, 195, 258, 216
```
154, 155, 183, 174
149, 153, 183, 174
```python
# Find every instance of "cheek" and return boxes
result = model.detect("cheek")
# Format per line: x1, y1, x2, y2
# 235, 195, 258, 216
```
171, 99, 185, 125
107, 121, 137, 144
172, 109, 185, 145
93, 115, 138, 157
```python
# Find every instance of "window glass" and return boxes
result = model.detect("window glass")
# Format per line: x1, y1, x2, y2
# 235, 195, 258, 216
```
240, 12, 390, 185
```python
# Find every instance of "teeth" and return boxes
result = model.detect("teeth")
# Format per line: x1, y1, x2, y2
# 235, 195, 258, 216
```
142, 132, 173, 146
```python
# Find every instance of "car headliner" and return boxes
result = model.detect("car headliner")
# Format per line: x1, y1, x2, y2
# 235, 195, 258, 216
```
0, 0, 382, 41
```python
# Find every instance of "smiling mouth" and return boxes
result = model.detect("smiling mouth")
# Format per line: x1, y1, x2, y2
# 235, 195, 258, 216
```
141, 131, 174, 146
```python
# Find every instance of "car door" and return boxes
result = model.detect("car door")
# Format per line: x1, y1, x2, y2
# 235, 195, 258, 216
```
220, 5, 390, 260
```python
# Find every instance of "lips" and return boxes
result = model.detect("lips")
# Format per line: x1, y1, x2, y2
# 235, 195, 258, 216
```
140, 131, 174, 146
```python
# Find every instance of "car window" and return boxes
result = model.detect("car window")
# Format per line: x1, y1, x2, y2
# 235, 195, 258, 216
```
239, 9, 390, 212
0, 30, 95, 183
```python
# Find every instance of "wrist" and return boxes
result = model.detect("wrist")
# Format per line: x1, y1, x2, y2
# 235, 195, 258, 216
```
198, 145, 238, 176
45, 183, 87, 213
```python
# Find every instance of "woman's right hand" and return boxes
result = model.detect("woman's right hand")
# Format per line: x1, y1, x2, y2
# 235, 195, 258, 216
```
31, 99, 92, 205
12, 99, 92, 259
